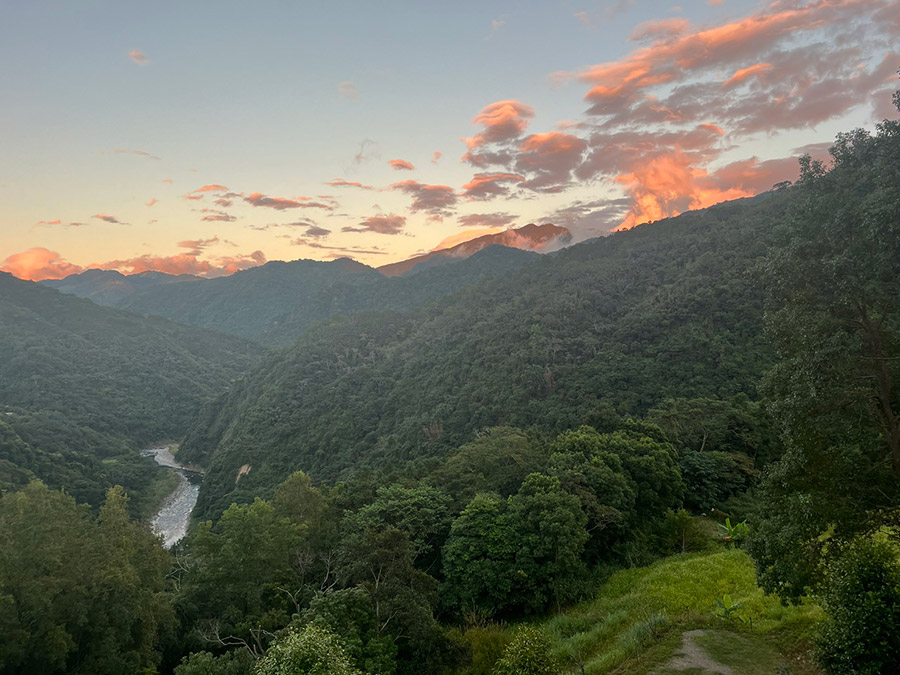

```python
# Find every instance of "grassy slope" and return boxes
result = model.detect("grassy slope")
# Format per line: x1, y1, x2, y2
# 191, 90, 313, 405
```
471, 548, 821, 674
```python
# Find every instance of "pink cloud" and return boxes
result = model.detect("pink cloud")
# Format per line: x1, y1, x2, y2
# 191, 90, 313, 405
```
431, 151, 443, 164
463, 100, 535, 166
723, 62, 773, 87
97, 250, 266, 278
461, 172, 525, 200
325, 178, 374, 190
128, 49, 149, 66
1, 248, 85, 281
389, 159, 416, 171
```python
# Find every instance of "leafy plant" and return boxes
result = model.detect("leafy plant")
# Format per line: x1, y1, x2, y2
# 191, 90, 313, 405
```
718, 517, 749, 548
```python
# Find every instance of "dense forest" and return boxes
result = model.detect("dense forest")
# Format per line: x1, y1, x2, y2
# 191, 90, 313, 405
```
43, 238, 543, 347
181, 190, 783, 520
2, 102, 900, 674
0, 274, 261, 509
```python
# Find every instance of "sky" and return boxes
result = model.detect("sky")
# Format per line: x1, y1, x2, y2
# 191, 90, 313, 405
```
1, 0, 898, 281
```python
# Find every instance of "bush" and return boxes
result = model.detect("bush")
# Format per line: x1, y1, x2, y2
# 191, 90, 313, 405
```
815, 538, 900, 674
492, 627, 559, 675
254, 624, 360, 675
661, 509, 710, 553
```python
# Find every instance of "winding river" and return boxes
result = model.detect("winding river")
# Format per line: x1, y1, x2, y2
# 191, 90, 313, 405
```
142, 446, 203, 548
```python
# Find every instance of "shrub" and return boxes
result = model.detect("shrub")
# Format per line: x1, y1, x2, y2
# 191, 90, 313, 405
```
492, 627, 559, 675
815, 538, 900, 674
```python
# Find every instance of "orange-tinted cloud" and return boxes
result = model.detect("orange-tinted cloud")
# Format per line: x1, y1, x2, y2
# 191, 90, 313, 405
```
194, 184, 229, 193
389, 159, 415, 171
1, 248, 85, 281
516, 132, 588, 192
431, 151, 442, 164
342, 214, 407, 235
463, 100, 535, 166
128, 49, 149, 66
35, 219, 61, 226
97, 250, 266, 278
391, 180, 458, 216
723, 62, 772, 88
461, 172, 525, 200
325, 178, 374, 190
244, 193, 334, 210
146, 198, 157, 207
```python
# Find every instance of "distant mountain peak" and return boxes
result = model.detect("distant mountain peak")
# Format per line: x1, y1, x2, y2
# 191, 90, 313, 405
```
377, 223, 571, 277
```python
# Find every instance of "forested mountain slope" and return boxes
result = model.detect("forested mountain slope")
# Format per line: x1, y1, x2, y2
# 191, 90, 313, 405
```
182, 191, 787, 519
0, 273, 261, 506
41, 268, 198, 305
43, 237, 545, 348
260, 245, 539, 346
117, 257, 382, 341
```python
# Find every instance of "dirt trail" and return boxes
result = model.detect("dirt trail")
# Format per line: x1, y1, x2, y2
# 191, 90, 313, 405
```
655, 630, 733, 674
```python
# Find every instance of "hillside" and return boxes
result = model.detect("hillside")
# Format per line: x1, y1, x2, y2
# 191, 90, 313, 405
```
181, 191, 786, 519
117, 257, 382, 341
0, 273, 261, 506
41, 268, 198, 305
260, 245, 540, 346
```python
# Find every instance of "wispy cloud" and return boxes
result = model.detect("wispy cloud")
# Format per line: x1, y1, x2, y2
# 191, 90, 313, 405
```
338, 80, 359, 99
128, 49, 149, 66
92, 213, 125, 224
326, 178, 374, 190
342, 214, 407, 235
106, 148, 160, 160
244, 192, 335, 211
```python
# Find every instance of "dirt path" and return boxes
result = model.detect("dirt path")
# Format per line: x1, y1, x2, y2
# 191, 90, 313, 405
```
655, 630, 733, 674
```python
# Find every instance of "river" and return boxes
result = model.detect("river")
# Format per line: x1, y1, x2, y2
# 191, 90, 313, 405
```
142, 446, 203, 548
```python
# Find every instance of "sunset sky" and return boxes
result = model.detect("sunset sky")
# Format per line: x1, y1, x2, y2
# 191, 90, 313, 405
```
2, 0, 898, 281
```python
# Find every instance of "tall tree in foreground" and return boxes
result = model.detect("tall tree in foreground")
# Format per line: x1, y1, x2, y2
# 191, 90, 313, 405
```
749, 90, 900, 669
0, 482, 173, 674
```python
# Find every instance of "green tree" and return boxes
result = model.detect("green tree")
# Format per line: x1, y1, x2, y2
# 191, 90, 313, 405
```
506, 474, 589, 612
492, 627, 558, 675
0, 481, 173, 674
174, 650, 255, 675
750, 98, 900, 601
180, 498, 304, 655
428, 427, 548, 509
547, 426, 636, 557
441, 493, 516, 616
300, 588, 398, 674
254, 624, 359, 675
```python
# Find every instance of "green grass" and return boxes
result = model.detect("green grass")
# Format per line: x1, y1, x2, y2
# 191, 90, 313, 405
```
693, 630, 783, 673
535, 549, 821, 674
